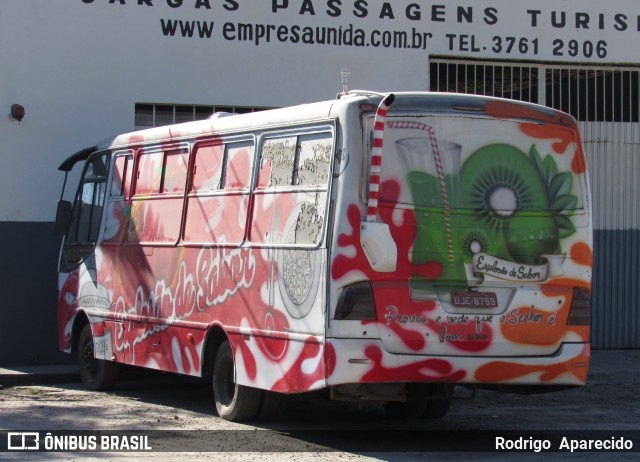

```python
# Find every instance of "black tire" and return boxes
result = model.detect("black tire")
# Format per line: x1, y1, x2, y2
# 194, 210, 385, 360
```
213, 340, 262, 422
77, 325, 120, 391
256, 390, 288, 421
383, 384, 428, 418
423, 383, 453, 419
383, 399, 428, 418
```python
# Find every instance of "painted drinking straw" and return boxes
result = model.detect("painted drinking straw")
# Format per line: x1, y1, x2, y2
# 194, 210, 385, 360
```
366, 93, 395, 222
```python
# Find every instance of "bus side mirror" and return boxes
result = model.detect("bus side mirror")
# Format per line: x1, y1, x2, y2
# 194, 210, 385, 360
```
55, 200, 72, 235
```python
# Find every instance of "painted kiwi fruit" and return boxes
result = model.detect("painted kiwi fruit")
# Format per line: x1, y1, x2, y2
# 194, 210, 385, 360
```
460, 227, 502, 260
460, 144, 558, 264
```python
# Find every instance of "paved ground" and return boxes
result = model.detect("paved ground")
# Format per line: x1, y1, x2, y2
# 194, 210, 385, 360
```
0, 349, 638, 461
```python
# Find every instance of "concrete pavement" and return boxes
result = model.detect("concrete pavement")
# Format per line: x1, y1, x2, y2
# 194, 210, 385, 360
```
0, 364, 80, 387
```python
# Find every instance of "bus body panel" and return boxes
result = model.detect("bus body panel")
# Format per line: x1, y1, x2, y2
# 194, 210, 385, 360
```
325, 338, 589, 387
58, 114, 337, 393
327, 94, 591, 387
57, 92, 592, 397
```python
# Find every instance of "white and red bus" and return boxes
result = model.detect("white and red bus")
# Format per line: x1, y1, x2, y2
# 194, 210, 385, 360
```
56, 91, 592, 421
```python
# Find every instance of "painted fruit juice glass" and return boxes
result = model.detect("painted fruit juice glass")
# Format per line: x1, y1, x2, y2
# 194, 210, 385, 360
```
396, 137, 465, 294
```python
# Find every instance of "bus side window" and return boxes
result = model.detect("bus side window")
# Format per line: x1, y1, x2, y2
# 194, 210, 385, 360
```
128, 147, 188, 244
252, 131, 332, 246
110, 154, 131, 198
70, 154, 108, 243
162, 150, 189, 193
104, 152, 133, 244
183, 139, 254, 245
224, 141, 253, 189
136, 151, 164, 195
258, 137, 297, 188
192, 142, 224, 192
294, 132, 332, 186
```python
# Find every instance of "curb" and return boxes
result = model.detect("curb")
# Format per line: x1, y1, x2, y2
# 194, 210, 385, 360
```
0, 365, 80, 387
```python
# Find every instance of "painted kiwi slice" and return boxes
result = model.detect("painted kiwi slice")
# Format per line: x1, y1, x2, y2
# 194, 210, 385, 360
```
460, 144, 548, 228
459, 217, 511, 263
462, 229, 491, 259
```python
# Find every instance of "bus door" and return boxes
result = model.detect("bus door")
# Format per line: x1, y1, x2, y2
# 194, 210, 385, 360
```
60, 152, 110, 270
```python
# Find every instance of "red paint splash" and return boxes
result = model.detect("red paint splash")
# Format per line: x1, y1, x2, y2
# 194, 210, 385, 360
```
365, 295, 435, 351
271, 340, 324, 392
254, 308, 290, 361
484, 100, 586, 174
164, 329, 202, 375
324, 341, 337, 378
519, 123, 587, 174
431, 320, 494, 352
571, 242, 593, 268
332, 181, 442, 282
234, 336, 257, 381
501, 277, 590, 346
542, 278, 590, 343
332, 180, 492, 353
57, 270, 79, 351
475, 344, 590, 384
361, 345, 466, 382
485, 100, 565, 126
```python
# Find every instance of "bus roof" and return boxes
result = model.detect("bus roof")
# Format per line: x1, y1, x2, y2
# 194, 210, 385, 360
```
73, 91, 577, 156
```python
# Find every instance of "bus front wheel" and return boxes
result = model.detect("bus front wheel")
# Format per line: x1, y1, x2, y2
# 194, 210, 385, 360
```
77, 325, 120, 391
213, 340, 262, 422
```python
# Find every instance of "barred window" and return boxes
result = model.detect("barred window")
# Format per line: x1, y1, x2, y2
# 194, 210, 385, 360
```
545, 68, 639, 123
134, 103, 274, 130
430, 58, 640, 123
430, 60, 540, 104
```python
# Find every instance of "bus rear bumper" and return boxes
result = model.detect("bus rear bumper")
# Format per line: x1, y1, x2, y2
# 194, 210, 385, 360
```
325, 339, 589, 387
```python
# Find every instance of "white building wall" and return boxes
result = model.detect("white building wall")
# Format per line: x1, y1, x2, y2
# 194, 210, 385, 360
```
3, 0, 640, 221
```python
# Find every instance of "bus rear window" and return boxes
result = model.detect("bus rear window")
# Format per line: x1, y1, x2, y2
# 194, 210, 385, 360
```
370, 115, 584, 214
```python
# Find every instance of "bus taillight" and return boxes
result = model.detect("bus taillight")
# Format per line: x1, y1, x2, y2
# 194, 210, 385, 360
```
567, 287, 591, 326
334, 282, 377, 321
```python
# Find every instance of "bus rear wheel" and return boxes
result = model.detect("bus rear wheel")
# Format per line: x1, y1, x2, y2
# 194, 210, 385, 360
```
383, 383, 453, 419
423, 383, 453, 419
213, 340, 262, 422
383, 400, 428, 418
77, 324, 120, 391
383, 383, 428, 418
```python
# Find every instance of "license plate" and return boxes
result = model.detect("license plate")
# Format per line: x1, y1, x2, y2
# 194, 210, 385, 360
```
451, 291, 498, 308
